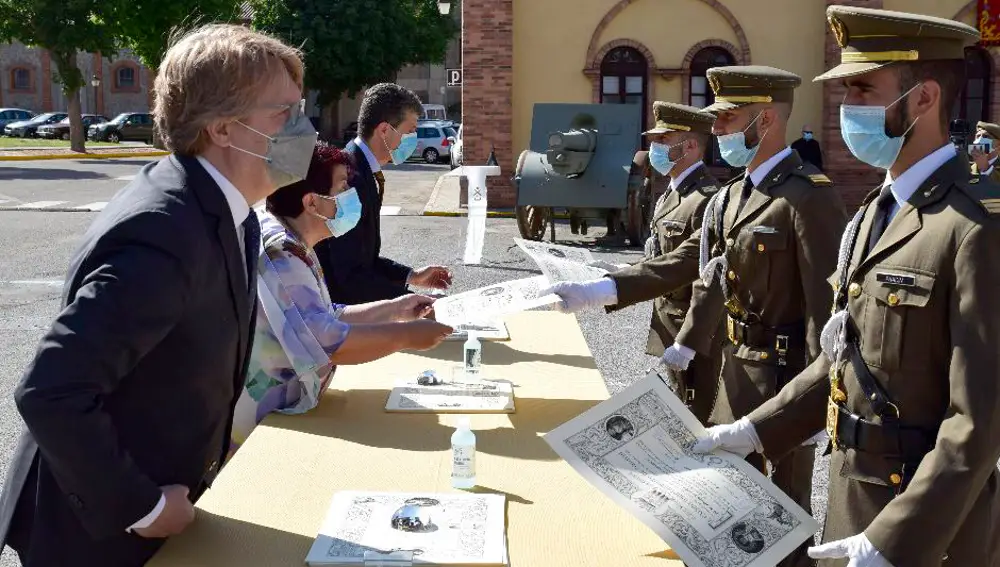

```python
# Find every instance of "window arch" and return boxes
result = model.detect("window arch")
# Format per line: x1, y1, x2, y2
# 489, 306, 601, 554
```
600, 46, 649, 128
954, 47, 992, 124
689, 47, 735, 166
10, 67, 32, 92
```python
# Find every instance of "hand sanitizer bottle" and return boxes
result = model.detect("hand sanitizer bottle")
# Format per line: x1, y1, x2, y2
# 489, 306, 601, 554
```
451, 417, 476, 489
463, 331, 482, 378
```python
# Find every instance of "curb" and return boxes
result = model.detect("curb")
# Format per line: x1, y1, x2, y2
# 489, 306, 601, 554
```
0, 151, 168, 161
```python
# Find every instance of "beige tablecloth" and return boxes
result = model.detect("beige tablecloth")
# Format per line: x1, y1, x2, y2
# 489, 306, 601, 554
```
148, 311, 681, 566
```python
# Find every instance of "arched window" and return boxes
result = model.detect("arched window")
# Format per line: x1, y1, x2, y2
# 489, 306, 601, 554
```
689, 47, 735, 166
116, 66, 136, 89
600, 47, 648, 128
10, 67, 31, 91
955, 47, 992, 124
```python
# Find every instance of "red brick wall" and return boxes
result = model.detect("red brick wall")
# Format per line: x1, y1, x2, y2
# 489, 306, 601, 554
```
823, 0, 884, 209
461, 0, 514, 207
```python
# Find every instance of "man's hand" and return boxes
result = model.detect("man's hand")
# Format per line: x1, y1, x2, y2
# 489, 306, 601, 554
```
540, 279, 617, 314
808, 534, 894, 567
587, 260, 629, 273
971, 147, 992, 172
389, 294, 436, 322
660, 344, 694, 371
407, 266, 453, 289
690, 417, 762, 458
133, 485, 195, 539
402, 319, 454, 350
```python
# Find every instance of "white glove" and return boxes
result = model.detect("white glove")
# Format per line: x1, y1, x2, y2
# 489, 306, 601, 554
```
808, 534, 894, 567
644, 236, 657, 257
587, 260, 629, 273
691, 417, 763, 458
660, 343, 695, 371
540, 278, 618, 314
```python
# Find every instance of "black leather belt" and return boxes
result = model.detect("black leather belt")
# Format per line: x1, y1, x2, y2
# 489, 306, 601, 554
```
831, 404, 935, 463
725, 314, 805, 354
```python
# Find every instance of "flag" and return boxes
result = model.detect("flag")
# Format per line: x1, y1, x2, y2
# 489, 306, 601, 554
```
979, 0, 1000, 46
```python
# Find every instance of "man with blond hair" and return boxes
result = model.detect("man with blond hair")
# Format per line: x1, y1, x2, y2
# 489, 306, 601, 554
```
0, 23, 316, 566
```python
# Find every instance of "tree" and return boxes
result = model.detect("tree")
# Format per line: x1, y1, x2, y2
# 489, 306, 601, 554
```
252, 0, 457, 106
0, 0, 119, 152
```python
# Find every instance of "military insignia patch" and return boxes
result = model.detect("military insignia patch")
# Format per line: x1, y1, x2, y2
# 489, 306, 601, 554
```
708, 74, 722, 96
808, 174, 832, 185
829, 15, 848, 48
981, 198, 1000, 214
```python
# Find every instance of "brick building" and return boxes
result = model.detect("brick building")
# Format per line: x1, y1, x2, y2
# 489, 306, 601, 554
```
457, 0, 998, 208
0, 42, 151, 119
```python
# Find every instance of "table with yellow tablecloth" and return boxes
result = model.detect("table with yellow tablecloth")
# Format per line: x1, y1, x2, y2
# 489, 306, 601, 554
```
147, 311, 682, 567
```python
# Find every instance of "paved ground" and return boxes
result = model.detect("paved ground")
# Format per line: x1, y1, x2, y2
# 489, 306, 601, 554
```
0, 158, 449, 215
0, 208, 829, 565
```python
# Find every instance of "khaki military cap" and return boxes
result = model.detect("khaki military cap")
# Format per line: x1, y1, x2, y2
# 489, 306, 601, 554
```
642, 101, 716, 135
977, 121, 1000, 139
701, 66, 802, 114
815, 6, 979, 82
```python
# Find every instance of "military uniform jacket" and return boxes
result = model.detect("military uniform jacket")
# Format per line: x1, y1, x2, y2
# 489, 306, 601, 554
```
608, 165, 720, 355
748, 155, 1000, 567
971, 159, 1000, 184
675, 151, 847, 421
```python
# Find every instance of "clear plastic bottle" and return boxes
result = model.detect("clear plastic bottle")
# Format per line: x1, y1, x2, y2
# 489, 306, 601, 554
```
463, 331, 482, 378
451, 417, 477, 488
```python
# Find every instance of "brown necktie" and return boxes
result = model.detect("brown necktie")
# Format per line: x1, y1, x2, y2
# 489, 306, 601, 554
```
374, 171, 386, 203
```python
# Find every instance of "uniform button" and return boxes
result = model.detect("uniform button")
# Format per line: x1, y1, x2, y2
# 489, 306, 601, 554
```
848, 282, 861, 298
727, 270, 736, 281
209, 460, 218, 472
760, 352, 769, 360
887, 293, 899, 306
870, 393, 877, 401
726, 238, 735, 247
757, 243, 765, 253
889, 473, 902, 485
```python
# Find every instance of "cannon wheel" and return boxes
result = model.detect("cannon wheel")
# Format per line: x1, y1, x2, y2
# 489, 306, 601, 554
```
624, 150, 653, 246
516, 205, 552, 241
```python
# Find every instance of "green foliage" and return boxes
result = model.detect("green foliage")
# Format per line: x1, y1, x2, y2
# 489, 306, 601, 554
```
252, 0, 457, 105
102, 0, 243, 70
0, 0, 118, 93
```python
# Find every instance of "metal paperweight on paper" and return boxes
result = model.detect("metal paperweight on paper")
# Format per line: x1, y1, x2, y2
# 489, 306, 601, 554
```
543, 373, 819, 567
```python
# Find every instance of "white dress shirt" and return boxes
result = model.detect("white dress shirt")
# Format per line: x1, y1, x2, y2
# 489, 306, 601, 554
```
670, 161, 705, 191
354, 136, 382, 174
881, 144, 956, 224
127, 156, 252, 534
748, 146, 794, 187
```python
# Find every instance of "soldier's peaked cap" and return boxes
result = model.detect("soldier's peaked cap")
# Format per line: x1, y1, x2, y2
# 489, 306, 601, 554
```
701, 66, 802, 114
978, 121, 1000, 139
815, 6, 979, 82
643, 101, 715, 135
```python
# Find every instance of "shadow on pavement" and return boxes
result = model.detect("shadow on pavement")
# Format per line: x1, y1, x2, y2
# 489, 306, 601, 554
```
0, 166, 113, 181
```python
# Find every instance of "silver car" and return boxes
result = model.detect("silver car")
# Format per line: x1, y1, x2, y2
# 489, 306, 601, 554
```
413, 121, 457, 164
0, 108, 36, 131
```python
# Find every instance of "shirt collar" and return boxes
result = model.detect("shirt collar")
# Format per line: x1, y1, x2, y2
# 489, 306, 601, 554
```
748, 147, 793, 187
882, 144, 957, 209
354, 136, 382, 173
196, 155, 250, 229
669, 162, 704, 191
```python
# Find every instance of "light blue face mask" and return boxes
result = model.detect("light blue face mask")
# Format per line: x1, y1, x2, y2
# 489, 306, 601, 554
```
649, 141, 686, 176
839, 83, 922, 170
802, 132, 813, 141
717, 112, 766, 168
316, 188, 362, 237
384, 124, 418, 165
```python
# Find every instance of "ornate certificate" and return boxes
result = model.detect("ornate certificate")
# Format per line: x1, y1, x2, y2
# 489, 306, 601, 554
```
432, 276, 558, 326
386, 379, 515, 413
543, 373, 819, 567
513, 238, 607, 283
305, 491, 508, 566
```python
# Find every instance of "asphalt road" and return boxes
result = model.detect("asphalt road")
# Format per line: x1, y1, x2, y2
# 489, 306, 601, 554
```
0, 163, 829, 565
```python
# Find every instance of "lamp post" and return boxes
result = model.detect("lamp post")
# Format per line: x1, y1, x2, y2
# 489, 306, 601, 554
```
90, 74, 101, 115
437, 0, 451, 15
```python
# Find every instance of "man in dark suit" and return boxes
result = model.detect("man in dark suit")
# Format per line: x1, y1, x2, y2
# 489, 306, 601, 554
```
315, 83, 452, 305
790, 124, 824, 171
0, 24, 315, 567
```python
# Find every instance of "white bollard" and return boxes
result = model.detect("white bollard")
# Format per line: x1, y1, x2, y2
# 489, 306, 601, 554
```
447, 165, 501, 265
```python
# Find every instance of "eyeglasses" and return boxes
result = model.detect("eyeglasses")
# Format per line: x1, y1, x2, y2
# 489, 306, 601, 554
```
257, 99, 306, 120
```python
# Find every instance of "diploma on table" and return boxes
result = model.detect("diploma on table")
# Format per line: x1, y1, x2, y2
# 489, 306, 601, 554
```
544, 372, 819, 567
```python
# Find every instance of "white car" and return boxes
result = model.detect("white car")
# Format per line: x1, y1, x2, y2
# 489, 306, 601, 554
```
449, 124, 463, 169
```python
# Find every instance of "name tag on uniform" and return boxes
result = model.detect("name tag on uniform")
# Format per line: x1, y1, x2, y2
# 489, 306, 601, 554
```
876, 272, 916, 287
751, 225, 778, 234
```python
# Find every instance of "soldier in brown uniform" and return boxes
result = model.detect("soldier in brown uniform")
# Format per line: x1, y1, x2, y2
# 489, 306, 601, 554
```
541, 102, 724, 423
694, 7, 1000, 567
970, 121, 1000, 183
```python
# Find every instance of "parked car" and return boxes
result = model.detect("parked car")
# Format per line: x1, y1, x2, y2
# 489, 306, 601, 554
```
5, 112, 66, 138
89, 112, 154, 143
421, 104, 448, 121
0, 108, 36, 130
414, 121, 457, 164
449, 124, 463, 169
37, 114, 108, 140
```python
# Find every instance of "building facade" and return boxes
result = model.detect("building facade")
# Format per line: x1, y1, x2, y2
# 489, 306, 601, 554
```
460, 0, 997, 207
0, 42, 152, 118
